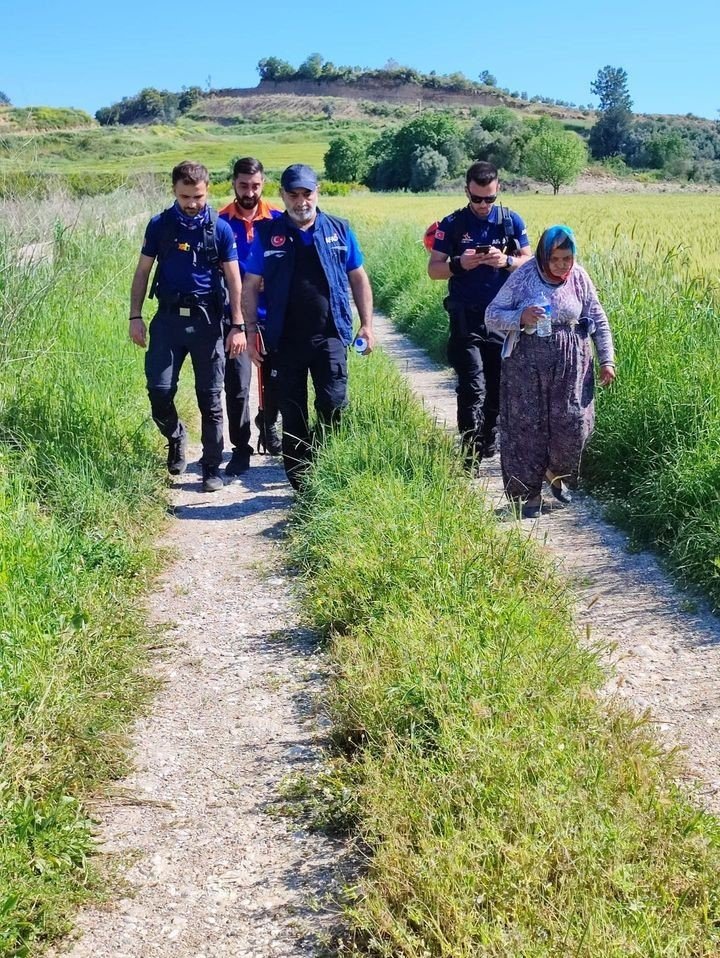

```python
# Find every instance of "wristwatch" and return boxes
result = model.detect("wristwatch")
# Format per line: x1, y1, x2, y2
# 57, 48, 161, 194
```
229, 323, 246, 332
505, 256, 515, 270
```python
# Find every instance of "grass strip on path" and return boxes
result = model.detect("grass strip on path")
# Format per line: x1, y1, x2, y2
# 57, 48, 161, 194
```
289, 351, 720, 957
0, 224, 167, 954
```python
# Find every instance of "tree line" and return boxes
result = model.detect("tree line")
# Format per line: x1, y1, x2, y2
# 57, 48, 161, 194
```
95, 86, 203, 125
257, 54, 591, 110
324, 109, 587, 193
324, 68, 720, 191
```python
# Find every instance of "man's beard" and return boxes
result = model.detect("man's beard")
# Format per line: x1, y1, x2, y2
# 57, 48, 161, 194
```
236, 195, 258, 211
288, 206, 314, 225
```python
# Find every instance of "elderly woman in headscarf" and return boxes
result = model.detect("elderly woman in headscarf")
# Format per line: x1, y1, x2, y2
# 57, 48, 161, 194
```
485, 225, 616, 518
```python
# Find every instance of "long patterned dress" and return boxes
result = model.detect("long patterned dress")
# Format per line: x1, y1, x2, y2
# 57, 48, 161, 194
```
485, 259, 615, 501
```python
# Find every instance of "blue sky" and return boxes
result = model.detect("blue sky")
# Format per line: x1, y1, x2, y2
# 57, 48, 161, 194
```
4, 0, 718, 120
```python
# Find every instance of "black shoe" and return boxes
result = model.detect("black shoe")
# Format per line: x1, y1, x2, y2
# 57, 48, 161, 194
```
201, 465, 223, 493
225, 450, 251, 477
483, 438, 497, 458
521, 496, 543, 519
482, 427, 498, 458
265, 423, 282, 456
255, 411, 283, 456
167, 428, 187, 475
545, 470, 573, 504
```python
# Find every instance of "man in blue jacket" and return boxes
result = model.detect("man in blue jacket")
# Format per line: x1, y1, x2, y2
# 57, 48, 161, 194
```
129, 161, 246, 492
242, 164, 374, 489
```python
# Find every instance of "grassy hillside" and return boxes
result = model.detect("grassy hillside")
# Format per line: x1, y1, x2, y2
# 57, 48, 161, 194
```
0, 117, 335, 178
0, 106, 94, 131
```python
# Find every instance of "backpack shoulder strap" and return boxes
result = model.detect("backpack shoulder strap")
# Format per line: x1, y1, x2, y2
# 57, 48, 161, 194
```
149, 208, 176, 300
447, 207, 468, 255
203, 207, 220, 269
497, 203, 520, 254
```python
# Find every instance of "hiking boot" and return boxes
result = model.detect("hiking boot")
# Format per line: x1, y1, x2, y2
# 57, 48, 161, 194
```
521, 495, 543, 519
167, 428, 187, 475
255, 411, 283, 456
225, 449, 251, 477
265, 422, 282, 456
201, 465, 223, 493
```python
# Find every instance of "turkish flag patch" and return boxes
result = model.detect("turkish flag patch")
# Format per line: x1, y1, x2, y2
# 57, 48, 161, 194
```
434, 229, 445, 241
271, 235, 286, 247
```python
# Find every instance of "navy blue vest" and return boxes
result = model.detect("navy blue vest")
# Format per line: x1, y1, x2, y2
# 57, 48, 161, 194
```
255, 210, 354, 350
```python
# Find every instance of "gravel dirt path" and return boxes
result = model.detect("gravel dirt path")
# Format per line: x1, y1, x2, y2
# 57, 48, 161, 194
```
50, 312, 720, 956
376, 314, 720, 813
50, 449, 348, 957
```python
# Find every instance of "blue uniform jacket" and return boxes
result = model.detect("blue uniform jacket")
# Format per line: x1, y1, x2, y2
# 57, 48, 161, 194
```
250, 210, 356, 350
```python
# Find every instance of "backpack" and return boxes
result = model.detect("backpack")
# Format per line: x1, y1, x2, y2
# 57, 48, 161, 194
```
149, 207, 226, 311
423, 204, 519, 255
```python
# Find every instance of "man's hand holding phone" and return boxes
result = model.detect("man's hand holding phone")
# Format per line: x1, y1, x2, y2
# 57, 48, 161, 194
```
457, 243, 503, 271
477, 244, 506, 268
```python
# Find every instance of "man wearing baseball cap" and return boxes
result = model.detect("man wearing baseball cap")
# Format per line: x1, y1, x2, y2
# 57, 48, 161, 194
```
242, 164, 374, 489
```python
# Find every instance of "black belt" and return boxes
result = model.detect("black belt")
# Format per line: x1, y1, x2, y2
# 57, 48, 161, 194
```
159, 300, 216, 318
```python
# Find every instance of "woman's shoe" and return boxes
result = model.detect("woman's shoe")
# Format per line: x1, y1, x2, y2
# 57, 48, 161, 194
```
545, 469, 573, 504
521, 495, 543, 519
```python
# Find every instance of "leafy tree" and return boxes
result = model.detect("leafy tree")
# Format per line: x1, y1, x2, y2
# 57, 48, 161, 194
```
320, 60, 340, 80
644, 131, 690, 174
465, 111, 531, 172
465, 125, 494, 158
476, 107, 518, 133
478, 70, 497, 86
95, 87, 179, 125
590, 65, 633, 112
297, 53, 324, 80
324, 131, 373, 182
589, 65, 633, 158
589, 108, 632, 159
0, 91, 10, 106
409, 147, 448, 191
524, 126, 587, 193
257, 57, 295, 81
366, 112, 466, 189
179, 86, 203, 113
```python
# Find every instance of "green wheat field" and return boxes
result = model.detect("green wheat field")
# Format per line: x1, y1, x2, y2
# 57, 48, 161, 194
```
2, 180, 720, 956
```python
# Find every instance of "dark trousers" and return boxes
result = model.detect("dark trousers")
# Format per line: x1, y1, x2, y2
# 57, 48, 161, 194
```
273, 334, 348, 488
446, 302, 502, 445
224, 351, 253, 455
225, 344, 281, 455
145, 309, 225, 467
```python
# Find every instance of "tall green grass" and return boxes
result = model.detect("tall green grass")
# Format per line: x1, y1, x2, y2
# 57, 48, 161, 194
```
290, 353, 720, 956
358, 218, 720, 606
0, 223, 166, 953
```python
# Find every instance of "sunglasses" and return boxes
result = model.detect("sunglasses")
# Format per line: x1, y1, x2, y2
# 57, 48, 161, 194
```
467, 192, 497, 205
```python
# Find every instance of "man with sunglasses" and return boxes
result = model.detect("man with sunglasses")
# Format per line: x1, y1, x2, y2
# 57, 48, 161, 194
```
428, 161, 531, 469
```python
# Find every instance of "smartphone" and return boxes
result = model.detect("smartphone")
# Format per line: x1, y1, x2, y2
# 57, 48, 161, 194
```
476, 244, 491, 254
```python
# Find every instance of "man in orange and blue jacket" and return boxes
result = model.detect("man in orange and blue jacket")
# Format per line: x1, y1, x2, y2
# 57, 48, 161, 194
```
218, 157, 283, 475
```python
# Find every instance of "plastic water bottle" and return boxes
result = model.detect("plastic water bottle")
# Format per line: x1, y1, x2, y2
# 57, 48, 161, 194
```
536, 292, 553, 338
353, 336, 367, 355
